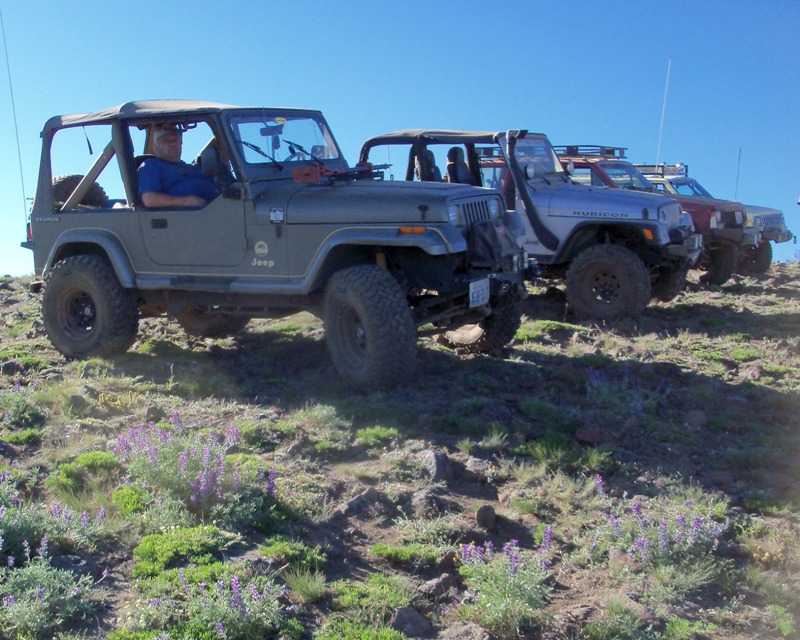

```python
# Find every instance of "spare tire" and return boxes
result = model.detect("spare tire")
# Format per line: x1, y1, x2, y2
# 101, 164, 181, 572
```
52, 174, 108, 208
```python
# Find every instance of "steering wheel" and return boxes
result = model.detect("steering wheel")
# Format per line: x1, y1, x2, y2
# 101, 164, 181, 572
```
285, 152, 307, 162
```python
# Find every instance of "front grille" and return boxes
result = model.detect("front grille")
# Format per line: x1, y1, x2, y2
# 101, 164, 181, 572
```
721, 211, 743, 227
460, 199, 493, 226
759, 214, 785, 230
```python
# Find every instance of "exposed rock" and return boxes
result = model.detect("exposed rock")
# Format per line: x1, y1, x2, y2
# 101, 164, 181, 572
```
439, 621, 495, 640
418, 449, 454, 482
338, 486, 381, 517
419, 572, 457, 599
0, 360, 25, 377
464, 456, 491, 480
739, 362, 765, 380
575, 426, 613, 445
65, 394, 89, 414
475, 504, 496, 531
391, 606, 433, 637
412, 489, 445, 518
145, 405, 166, 423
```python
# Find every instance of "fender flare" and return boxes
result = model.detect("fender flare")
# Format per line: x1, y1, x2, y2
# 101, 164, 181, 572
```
45, 229, 136, 288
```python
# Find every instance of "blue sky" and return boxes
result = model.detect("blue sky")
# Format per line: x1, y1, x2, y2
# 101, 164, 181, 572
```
1, 0, 797, 276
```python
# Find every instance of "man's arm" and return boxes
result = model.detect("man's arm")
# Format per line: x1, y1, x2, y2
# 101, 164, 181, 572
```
141, 192, 208, 208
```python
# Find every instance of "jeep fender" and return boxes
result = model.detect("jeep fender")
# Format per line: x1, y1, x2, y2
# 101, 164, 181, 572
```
554, 221, 655, 264
305, 225, 467, 291
44, 229, 136, 288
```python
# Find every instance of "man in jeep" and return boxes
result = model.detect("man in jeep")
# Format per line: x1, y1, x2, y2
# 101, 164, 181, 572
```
138, 123, 217, 207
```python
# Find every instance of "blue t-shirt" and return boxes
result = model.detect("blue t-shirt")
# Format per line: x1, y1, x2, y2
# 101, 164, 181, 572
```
137, 157, 218, 204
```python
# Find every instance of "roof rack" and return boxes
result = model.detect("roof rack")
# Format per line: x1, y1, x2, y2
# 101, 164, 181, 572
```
552, 145, 627, 159
636, 163, 689, 177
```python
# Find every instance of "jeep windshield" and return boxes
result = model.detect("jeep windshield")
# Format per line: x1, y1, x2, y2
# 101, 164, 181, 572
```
513, 134, 566, 179
225, 111, 345, 180
669, 177, 714, 198
599, 161, 655, 191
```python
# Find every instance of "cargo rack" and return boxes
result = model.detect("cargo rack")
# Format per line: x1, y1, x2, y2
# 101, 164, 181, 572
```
636, 163, 689, 177
553, 145, 627, 159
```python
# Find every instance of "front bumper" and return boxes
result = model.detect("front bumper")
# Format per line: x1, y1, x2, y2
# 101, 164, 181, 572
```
762, 230, 794, 243
664, 232, 703, 267
708, 227, 760, 247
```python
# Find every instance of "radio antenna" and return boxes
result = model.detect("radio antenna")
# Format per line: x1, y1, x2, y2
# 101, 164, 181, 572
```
655, 58, 671, 168
1, 8, 28, 224
733, 146, 742, 201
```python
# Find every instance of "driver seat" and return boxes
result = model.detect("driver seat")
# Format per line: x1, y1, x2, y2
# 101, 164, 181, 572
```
446, 147, 474, 184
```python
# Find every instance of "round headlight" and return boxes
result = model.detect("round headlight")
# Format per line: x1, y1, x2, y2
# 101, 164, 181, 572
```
489, 199, 499, 218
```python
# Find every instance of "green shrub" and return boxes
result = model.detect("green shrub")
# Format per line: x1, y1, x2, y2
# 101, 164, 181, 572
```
0, 386, 46, 429
316, 619, 407, 640
370, 542, 439, 566
0, 428, 42, 445
0, 556, 99, 639
356, 426, 401, 448
111, 486, 149, 515
258, 535, 325, 570
132, 525, 230, 578
75, 450, 120, 473
331, 573, 415, 627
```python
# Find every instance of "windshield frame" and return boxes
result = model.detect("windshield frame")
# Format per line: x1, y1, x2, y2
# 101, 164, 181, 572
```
223, 109, 347, 181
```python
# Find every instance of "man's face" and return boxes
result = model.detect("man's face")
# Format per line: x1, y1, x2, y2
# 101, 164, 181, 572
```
155, 132, 182, 163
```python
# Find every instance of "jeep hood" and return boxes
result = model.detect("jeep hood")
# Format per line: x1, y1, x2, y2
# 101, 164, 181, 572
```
540, 183, 675, 219
266, 179, 490, 224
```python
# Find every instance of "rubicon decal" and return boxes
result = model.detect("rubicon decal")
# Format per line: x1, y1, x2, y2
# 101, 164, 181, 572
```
572, 210, 631, 219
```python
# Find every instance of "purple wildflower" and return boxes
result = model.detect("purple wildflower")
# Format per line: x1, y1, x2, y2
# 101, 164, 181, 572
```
633, 537, 650, 563
3, 595, 14, 606
484, 540, 494, 556
179, 569, 189, 588
202, 446, 212, 468
266, 467, 277, 496
231, 466, 240, 491
224, 424, 240, 448
37, 535, 49, 558
507, 550, 520, 577
179, 450, 189, 475
0, 505, 5, 519
632, 503, 647, 531
502, 539, 519, 554
172, 411, 182, 429
148, 444, 159, 465
231, 575, 243, 610
608, 514, 623, 537
80, 512, 90, 526
540, 525, 554, 552
461, 543, 473, 563
51, 502, 61, 518
688, 516, 702, 545
215, 621, 226, 638
658, 519, 669, 553
257, 464, 265, 481
62, 504, 73, 521
7, 555, 14, 567
248, 582, 261, 601
594, 474, 609, 500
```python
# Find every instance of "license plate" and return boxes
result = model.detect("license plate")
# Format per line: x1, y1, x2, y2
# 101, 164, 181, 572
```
469, 278, 491, 308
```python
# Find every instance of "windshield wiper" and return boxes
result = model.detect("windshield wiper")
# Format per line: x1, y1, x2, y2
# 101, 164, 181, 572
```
235, 139, 283, 170
283, 139, 324, 166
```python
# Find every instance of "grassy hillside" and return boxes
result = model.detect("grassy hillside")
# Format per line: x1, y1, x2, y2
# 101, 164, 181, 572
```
0, 265, 798, 640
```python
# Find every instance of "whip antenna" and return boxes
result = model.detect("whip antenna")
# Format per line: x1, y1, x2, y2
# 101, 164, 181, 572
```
734, 146, 742, 201
1, 8, 28, 224
655, 58, 671, 168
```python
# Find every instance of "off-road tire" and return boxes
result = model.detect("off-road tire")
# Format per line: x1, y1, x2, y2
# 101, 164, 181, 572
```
52, 174, 108, 208
42, 255, 138, 358
738, 241, 773, 275
324, 265, 416, 388
176, 311, 251, 338
566, 244, 651, 321
651, 265, 689, 302
698, 242, 736, 285
441, 302, 521, 353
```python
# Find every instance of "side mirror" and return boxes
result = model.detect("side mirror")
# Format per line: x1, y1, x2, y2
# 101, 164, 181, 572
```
566, 160, 575, 176
524, 163, 536, 180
